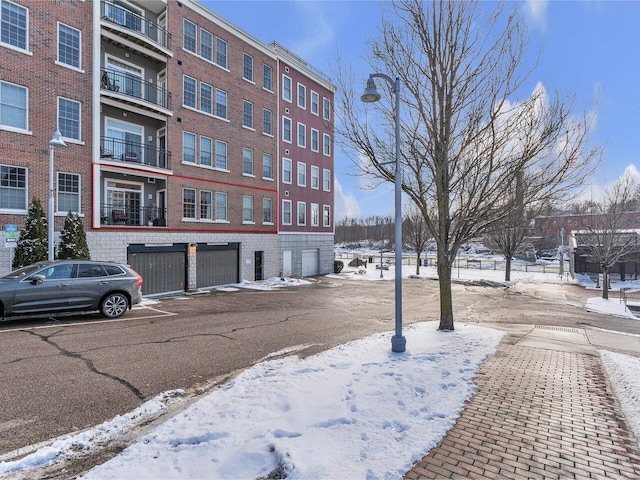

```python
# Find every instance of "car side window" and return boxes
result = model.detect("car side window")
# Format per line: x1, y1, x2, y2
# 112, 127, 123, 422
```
104, 265, 125, 276
77, 264, 107, 278
39, 264, 75, 280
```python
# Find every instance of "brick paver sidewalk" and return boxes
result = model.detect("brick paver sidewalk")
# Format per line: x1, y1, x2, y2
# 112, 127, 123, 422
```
405, 343, 640, 479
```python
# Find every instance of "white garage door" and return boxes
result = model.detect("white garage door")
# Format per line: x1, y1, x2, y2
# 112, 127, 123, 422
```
301, 249, 319, 276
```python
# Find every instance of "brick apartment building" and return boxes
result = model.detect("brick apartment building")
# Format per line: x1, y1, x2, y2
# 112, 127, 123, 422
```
0, 0, 335, 294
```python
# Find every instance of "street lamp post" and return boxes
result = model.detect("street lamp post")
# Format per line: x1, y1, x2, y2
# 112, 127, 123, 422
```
49, 130, 67, 261
361, 73, 406, 353
380, 217, 387, 278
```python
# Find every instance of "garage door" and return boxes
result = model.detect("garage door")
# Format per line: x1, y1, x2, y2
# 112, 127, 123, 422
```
301, 249, 319, 276
127, 244, 187, 295
196, 242, 239, 288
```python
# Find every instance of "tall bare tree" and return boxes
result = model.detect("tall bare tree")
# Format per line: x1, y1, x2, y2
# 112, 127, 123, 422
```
336, 0, 599, 330
574, 172, 639, 299
404, 205, 430, 275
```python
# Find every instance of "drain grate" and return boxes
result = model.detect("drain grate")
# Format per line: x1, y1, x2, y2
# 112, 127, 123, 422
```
534, 325, 581, 334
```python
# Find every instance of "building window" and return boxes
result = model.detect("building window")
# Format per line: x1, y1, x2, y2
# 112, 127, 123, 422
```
243, 147, 254, 176
282, 158, 292, 184
323, 133, 331, 156
215, 192, 227, 221
263, 64, 273, 91
282, 117, 291, 143
297, 201, 306, 225
297, 162, 306, 187
243, 195, 254, 223
311, 203, 319, 227
262, 108, 272, 135
263, 197, 273, 224
216, 37, 228, 68
297, 83, 306, 109
243, 52, 253, 82
311, 129, 319, 152
200, 82, 212, 114
311, 166, 319, 189
282, 200, 292, 225
262, 153, 273, 180
297, 123, 306, 148
0, 164, 26, 210
183, 132, 196, 163
242, 100, 253, 129
1, 0, 27, 51
58, 23, 80, 69
215, 140, 227, 169
58, 97, 80, 141
323, 168, 331, 191
215, 89, 227, 119
183, 19, 197, 53
183, 75, 197, 109
282, 75, 292, 102
323, 205, 331, 227
311, 91, 319, 115
323, 97, 331, 120
200, 190, 212, 220
57, 172, 80, 214
0, 80, 27, 131
200, 136, 212, 167
200, 29, 213, 61
182, 188, 196, 219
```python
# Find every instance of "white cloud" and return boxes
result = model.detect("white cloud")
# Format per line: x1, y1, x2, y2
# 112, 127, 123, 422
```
288, 1, 339, 60
525, 0, 548, 26
334, 177, 362, 220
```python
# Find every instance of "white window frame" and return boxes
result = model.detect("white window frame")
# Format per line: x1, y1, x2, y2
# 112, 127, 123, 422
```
57, 172, 80, 214
215, 37, 228, 69
215, 88, 227, 119
311, 91, 319, 115
282, 199, 292, 225
263, 64, 273, 91
242, 195, 254, 223
323, 133, 331, 156
297, 201, 306, 226
0, 164, 27, 212
311, 166, 319, 190
215, 140, 228, 170
282, 116, 292, 143
57, 96, 81, 142
311, 128, 319, 152
0, 0, 29, 53
200, 190, 213, 220
297, 83, 306, 109
183, 19, 197, 54
323, 97, 331, 120
200, 81, 213, 114
215, 192, 228, 221
297, 122, 306, 148
183, 75, 197, 109
243, 52, 254, 82
262, 153, 273, 180
243, 100, 254, 129
323, 168, 331, 191
200, 135, 213, 167
323, 205, 331, 227
57, 22, 81, 71
282, 74, 292, 102
310, 203, 319, 227
0, 80, 28, 132
282, 158, 292, 184
182, 187, 196, 220
262, 108, 273, 136
183, 131, 197, 164
263, 197, 273, 225
200, 29, 213, 62
243, 147, 254, 176
297, 162, 306, 187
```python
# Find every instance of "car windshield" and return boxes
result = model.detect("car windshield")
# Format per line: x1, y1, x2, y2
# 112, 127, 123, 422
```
1, 264, 47, 279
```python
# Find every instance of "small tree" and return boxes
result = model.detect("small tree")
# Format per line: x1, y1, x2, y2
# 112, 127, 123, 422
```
576, 172, 638, 299
57, 212, 90, 260
13, 198, 48, 269
404, 205, 430, 275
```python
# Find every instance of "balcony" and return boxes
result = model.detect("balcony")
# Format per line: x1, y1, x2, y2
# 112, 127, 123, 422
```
101, 136, 170, 170
101, 204, 167, 227
101, 69, 171, 113
100, 1, 170, 52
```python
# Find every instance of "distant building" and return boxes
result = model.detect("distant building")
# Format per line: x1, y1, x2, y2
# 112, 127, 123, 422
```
0, 0, 335, 293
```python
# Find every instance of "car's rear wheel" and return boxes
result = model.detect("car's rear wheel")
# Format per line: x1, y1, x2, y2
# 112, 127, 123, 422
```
100, 293, 129, 318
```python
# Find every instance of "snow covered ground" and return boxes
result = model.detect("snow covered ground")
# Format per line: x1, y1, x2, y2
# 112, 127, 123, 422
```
0, 261, 638, 479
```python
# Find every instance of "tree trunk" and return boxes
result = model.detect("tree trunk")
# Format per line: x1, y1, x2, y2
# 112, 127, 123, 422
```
437, 250, 454, 330
416, 253, 421, 275
602, 269, 609, 300
505, 256, 512, 282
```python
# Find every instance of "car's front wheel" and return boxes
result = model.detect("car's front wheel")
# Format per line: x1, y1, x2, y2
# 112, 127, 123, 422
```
100, 293, 129, 318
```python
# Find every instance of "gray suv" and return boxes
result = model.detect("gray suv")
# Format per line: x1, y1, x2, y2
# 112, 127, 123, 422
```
0, 260, 143, 320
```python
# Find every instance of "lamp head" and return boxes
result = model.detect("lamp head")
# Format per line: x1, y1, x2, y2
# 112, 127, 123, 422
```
49, 129, 67, 148
361, 77, 381, 103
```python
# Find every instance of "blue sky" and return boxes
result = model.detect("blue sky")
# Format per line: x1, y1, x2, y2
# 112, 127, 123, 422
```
204, 0, 640, 220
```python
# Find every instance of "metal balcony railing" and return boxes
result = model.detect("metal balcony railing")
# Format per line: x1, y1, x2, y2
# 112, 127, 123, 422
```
100, 0, 169, 50
101, 136, 170, 170
100, 204, 167, 227
101, 69, 171, 111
